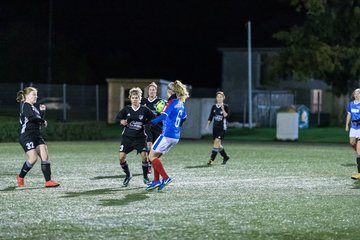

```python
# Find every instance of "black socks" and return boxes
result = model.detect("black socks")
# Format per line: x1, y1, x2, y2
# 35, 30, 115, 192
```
211, 147, 229, 160
219, 148, 229, 159
41, 160, 51, 182
210, 148, 218, 160
142, 161, 149, 179
19, 161, 33, 178
121, 162, 130, 177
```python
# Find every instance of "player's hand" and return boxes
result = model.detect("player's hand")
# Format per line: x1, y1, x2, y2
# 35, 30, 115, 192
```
220, 104, 226, 112
120, 120, 128, 126
39, 104, 46, 111
345, 126, 349, 132
43, 120, 48, 128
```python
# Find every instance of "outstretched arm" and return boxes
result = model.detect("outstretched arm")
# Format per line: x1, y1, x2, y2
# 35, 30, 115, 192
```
151, 113, 166, 124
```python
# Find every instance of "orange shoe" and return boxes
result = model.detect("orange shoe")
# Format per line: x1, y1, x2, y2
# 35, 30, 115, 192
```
45, 180, 60, 188
16, 175, 24, 187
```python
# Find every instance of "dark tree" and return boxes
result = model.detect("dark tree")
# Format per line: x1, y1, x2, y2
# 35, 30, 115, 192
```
272, 0, 360, 95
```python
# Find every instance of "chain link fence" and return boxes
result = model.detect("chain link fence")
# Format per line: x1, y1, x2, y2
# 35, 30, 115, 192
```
253, 90, 294, 127
0, 83, 107, 121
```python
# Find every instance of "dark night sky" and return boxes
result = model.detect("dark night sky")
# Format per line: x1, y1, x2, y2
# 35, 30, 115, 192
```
0, 0, 303, 88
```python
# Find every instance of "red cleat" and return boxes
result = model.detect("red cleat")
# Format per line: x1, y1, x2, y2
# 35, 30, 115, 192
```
16, 175, 25, 188
45, 180, 60, 188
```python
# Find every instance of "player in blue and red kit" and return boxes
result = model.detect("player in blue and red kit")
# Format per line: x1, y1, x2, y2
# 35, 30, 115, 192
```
346, 88, 360, 180
146, 80, 189, 191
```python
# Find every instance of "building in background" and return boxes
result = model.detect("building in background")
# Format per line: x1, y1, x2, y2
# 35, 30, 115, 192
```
219, 48, 347, 126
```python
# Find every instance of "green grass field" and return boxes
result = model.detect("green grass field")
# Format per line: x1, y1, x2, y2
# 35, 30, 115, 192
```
1, 140, 360, 240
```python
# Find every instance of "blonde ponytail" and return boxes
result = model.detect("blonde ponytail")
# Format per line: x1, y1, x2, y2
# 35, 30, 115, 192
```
169, 80, 189, 102
16, 87, 37, 102
16, 91, 25, 102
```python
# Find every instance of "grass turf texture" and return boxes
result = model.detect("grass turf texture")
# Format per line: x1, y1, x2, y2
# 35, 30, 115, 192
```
1, 140, 359, 239
104, 124, 349, 144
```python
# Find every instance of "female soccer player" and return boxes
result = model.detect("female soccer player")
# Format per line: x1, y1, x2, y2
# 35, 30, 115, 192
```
141, 82, 164, 173
206, 91, 230, 165
346, 88, 360, 180
146, 80, 189, 191
16, 87, 60, 188
116, 87, 155, 186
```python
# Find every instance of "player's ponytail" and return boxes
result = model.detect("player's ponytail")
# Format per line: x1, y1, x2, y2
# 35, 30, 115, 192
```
16, 91, 25, 102
170, 80, 189, 102
16, 87, 37, 102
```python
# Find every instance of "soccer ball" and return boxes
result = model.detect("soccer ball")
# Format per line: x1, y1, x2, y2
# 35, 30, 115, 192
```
155, 100, 166, 113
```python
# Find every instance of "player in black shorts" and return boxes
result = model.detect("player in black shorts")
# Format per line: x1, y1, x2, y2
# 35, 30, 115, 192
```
116, 87, 155, 186
15, 87, 60, 188
206, 91, 230, 165
140, 82, 164, 173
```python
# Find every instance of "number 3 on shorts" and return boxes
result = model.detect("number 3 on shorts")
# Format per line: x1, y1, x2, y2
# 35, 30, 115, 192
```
26, 142, 34, 150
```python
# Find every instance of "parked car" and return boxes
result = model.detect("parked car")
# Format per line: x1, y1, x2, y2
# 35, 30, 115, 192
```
37, 97, 71, 110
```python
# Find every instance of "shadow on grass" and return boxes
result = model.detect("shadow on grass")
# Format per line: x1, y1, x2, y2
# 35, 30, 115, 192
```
341, 163, 356, 167
0, 186, 17, 192
184, 165, 212, 169
1, 186, 44, 191
61, 188, 118, 198
61, 186, 145, 198
351, 181, 360, 189
90, 173, 142, 180
0, 173, 17, 176
99, 192, 149, 206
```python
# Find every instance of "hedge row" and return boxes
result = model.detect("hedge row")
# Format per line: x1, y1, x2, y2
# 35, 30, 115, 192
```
0, 121, 106, 142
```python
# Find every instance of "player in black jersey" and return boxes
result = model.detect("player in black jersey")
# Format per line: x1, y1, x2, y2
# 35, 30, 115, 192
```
116, 87, 155, 187
140, 82, 164, 173
206, 91, 230, 165
15, 87, 60, 188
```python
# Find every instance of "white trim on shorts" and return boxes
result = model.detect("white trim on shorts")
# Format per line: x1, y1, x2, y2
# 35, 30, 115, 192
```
349, 128, 360, 138
152, 135, 179, 154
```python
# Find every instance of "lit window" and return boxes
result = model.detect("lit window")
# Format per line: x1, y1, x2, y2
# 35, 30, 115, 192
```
311, 89, 322, 112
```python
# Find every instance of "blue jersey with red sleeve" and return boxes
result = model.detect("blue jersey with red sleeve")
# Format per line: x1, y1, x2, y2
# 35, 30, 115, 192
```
151, 99, 187, 139
348, 101, 360, 130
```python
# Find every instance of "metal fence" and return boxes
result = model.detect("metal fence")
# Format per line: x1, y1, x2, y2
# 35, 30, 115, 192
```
253, 90, 294, 127
0, 83, 107, 121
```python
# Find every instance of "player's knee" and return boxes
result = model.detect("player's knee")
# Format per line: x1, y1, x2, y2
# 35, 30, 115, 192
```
148, 151, 154, 159
28, 157, 38, 165
119, 154, 126, 163
140, 152, 147, 161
